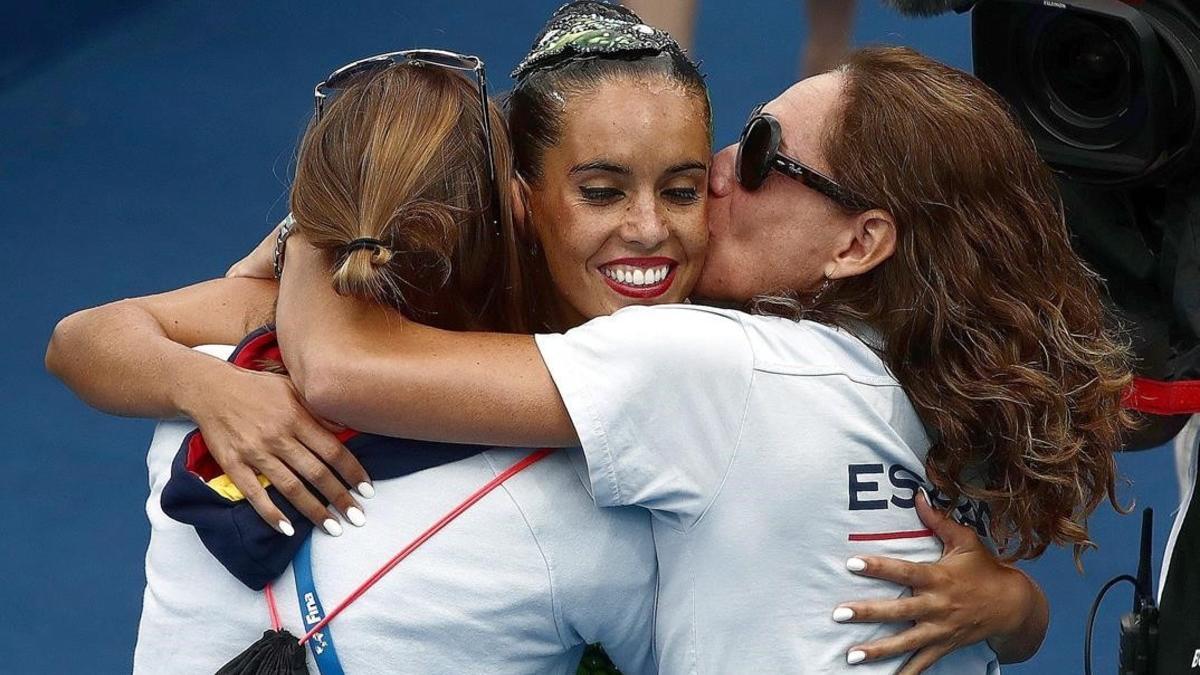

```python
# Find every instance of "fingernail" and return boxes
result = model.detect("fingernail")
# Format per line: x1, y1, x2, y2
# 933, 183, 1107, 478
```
847, 649, 867, 665
832, 607, 855, 622
323, 518, 343, 537
345, 506, 366, 527
919, 486, 935, 505
278, 520, 295, 537
357, 482, 375, 499
846, 557, 867, 572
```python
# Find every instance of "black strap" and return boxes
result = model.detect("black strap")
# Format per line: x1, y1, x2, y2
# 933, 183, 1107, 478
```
343, 237, 387, 254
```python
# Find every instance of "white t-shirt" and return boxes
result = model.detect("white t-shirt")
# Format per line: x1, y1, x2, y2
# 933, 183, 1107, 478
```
536, 305, 1001, 674
133, 348, 658, 674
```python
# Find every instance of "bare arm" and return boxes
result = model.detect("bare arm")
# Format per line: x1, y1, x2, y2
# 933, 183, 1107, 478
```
276, 236, 578, 448
988, 569, 1049, 664
46, 277, 370, 533
46, 277, 277, 419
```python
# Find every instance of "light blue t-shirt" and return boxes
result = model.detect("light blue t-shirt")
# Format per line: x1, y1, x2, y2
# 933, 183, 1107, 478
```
133, 348, 659, 674
536, 305, 1001, 674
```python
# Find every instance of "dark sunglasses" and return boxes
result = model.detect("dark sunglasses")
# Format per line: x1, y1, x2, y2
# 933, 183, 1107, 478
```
314, 49, 499, 226
736, 103, 871, 211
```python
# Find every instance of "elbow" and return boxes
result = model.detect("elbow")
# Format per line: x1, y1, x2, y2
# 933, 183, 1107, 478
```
996, 641, 1042, 666
45, 309, 88, 380
280, 321, 374, 425
993, 573, 1048, 664
289, 351, 352, 423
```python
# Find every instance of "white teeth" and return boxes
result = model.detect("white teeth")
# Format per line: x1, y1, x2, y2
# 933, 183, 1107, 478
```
601, 264, 672, 287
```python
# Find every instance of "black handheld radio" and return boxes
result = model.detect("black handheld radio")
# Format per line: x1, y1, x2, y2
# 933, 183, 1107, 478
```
1120, 509, 1159, 674
1086, 508, 1159, 674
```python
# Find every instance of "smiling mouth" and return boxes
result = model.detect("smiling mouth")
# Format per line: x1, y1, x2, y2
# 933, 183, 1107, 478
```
598, 257, 678, 299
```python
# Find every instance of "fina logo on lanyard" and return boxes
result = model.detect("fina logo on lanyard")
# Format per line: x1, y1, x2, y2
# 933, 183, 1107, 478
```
302, 592, 329, 654
294, 534, 342, 674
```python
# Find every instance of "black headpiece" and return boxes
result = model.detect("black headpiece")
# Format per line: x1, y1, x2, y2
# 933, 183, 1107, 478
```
512, 1, 691, 81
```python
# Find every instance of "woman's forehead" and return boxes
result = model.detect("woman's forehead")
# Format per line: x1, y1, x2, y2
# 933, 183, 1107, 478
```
566, 76, 705, 127
549, 80, 709, 167
764, 73, 843, 166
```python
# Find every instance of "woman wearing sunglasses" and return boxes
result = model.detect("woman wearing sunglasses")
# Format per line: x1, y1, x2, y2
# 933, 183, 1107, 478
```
50, 5, 1061, 675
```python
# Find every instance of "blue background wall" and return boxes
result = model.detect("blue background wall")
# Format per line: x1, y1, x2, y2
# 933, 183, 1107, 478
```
0, 1, 1182, 672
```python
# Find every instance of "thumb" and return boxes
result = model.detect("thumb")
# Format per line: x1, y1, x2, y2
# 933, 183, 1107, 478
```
916, 488, 975, 550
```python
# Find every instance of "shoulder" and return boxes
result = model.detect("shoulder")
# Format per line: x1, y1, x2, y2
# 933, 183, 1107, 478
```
734, 315, 898, 386
536, 304, 754, 370
563, 303, 749, 332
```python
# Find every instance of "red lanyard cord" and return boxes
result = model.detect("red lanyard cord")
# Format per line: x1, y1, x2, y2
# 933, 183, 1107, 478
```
261, 449, 554, 645
264, 583, 283, 631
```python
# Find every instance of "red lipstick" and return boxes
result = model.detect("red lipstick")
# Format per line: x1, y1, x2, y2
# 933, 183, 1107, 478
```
598, 257, 678, 299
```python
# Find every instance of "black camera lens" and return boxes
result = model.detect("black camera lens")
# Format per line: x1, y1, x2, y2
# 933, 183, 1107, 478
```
1024, 12, 1143, 150
1038, 15, 1133, 122
974, 0, 1200, 185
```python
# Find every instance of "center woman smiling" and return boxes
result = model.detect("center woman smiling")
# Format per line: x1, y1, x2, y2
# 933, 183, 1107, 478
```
515, 57, 708, 323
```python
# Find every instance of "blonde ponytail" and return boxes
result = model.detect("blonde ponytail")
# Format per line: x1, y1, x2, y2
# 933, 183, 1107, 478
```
331, 238, 396, 303
288, 62, 532, 331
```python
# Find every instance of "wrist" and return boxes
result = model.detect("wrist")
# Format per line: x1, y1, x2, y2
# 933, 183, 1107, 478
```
171, 351, 238, 422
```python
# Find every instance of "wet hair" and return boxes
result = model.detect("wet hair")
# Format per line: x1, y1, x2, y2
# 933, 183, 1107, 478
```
507, 0, 710, 183
289, 63, 531, 333
504, 2, 710, 331
774, 46, 1135, 561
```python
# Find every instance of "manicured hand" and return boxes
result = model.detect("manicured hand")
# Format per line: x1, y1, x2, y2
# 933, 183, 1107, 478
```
184, 361, 374, 537
833, 490, 1040, 673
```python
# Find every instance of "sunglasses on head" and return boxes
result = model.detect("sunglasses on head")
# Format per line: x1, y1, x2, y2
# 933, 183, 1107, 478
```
736, 103, 871, 212
314, 48, 499, 228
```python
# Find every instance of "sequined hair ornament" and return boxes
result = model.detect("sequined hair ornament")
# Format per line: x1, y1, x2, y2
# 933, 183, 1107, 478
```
511, 1, 691, 80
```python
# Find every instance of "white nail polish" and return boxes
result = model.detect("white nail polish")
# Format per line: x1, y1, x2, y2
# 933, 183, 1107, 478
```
357, 482, 375, 499
323, 518, 343, 537
346, 506, 366, 527
832, 607, 855, 622
278, 520, 295, 537
920, 486, 935, 505
846, 557, 867, 572
847, 650, 867, 665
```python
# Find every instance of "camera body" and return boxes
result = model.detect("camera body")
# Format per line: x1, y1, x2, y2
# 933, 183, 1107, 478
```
971, 0, 1200, 450
969, 4, 1200, 672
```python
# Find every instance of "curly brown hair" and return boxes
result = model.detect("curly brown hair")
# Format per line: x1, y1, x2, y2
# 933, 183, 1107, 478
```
793, 47, 1135, 561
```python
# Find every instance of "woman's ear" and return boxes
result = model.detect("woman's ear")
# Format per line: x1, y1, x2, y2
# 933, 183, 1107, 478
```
511, 175, 532, 241
826, 209, 897, 280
